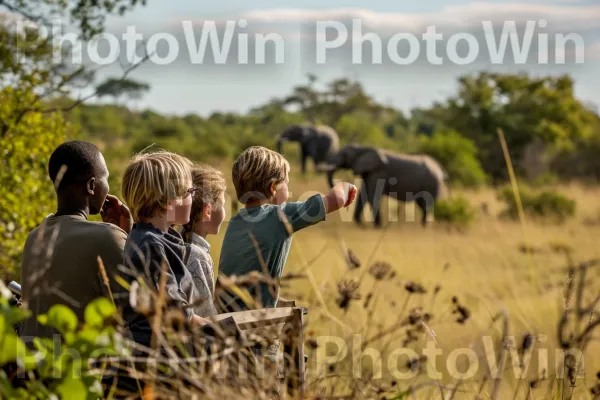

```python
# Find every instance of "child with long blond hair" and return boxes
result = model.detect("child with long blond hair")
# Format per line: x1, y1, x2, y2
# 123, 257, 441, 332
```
179, 163, 227, 317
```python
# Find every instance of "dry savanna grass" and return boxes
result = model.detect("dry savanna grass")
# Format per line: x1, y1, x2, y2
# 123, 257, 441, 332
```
203, 165, 600, 399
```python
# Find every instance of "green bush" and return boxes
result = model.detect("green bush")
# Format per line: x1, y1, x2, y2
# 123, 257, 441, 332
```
0, 284, 126, 400
497, 185, 576, 222
417, 130, 488, 188
433, 196, 477, 230
0, 88, 71, 279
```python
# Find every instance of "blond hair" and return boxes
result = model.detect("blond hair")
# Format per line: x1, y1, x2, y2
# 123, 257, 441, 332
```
232, 146, 289, 203
121, 150, 193, 222
181, 163, 227, 242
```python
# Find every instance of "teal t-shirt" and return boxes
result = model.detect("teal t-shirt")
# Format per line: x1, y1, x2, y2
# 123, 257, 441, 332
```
218, 194, 326, 310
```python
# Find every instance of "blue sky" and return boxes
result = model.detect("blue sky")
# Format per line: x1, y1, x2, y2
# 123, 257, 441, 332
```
89, 1, 600, 116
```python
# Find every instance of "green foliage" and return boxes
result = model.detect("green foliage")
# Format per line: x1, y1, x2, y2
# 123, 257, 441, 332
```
335, 111, 389, 146
0, 290, 126, 400
433, 196, 477, 230
423, 72, 599, 181
497, 185, 576, 223
0, 88, 71, 279
417, 130, 488, 188
550, 112, 600, 180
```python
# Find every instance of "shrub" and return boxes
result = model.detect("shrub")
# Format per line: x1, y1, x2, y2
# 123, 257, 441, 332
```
0, 284, 125, 400
433, 196, 477, 230
417, 130, 488, 188
497, 185, 576, 222
0, 88, 70, 279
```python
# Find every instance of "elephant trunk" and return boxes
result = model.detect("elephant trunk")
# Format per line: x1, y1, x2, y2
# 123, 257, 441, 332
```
326, 167, 336, 189
276, 138, 284, 154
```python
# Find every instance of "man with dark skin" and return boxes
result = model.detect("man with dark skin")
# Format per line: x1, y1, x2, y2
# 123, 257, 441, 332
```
20, 140, 133, 341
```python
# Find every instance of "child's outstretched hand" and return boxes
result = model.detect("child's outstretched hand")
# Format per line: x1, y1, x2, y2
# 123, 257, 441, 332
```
324, 182, 359, 214
343, 183, 358, 207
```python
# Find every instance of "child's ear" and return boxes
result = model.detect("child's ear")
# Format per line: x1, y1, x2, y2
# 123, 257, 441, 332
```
203, 203, 212, 221
270, 182, 277, 197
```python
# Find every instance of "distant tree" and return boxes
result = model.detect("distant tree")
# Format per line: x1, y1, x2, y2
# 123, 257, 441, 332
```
422, 72, 598, 181
96, 78, 150, 108
281, 74, 387, 127
283, 74, 321, 123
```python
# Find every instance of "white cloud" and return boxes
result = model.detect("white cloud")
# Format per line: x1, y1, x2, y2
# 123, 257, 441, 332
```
172, 3, 600, 33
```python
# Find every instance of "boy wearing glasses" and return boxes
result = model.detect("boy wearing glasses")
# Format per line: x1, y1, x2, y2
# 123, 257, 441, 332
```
120, 150, 210, 350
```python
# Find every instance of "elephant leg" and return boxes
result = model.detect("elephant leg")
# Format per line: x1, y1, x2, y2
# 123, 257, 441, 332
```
365, 174, 386, 228
301, 151, 308, 174
353, 183, 367, 225
415, 197, 429, 227
370, 186, 383, 228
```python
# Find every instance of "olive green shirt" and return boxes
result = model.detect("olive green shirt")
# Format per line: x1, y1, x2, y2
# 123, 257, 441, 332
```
20, 214, 127, 342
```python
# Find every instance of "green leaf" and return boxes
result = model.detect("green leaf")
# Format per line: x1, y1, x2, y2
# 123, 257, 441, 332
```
0, 332, 27, 364
39, 305, 78, 335
84, 298, 116, 328
55, 374, 87, 400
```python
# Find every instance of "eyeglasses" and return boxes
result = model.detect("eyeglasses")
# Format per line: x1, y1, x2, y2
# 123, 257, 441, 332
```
186, 187, 201, 196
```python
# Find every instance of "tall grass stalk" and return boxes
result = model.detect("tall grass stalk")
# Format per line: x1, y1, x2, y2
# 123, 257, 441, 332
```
497, 128, 537, 287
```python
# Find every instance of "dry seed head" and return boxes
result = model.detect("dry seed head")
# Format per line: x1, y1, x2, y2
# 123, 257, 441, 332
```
306, 338, 319, 349
405, 282, 427, 294
336, 279, 361, 311
369, 262, 393, 281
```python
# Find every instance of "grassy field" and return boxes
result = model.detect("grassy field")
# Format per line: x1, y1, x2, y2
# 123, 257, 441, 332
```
201, 164, 600, 399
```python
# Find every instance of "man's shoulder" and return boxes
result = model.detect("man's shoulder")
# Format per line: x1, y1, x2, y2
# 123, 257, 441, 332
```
87, 220, 127, 236
25, 217, 126, 244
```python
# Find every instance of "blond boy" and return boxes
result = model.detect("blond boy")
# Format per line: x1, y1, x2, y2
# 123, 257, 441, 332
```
120, 150, 209, 348
218, 146, 357, 312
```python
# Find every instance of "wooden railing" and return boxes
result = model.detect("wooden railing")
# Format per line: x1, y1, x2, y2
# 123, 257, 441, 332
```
7, 281, 307, 393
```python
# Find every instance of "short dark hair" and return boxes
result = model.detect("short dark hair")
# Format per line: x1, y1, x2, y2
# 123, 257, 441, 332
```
48, 140, 103, 191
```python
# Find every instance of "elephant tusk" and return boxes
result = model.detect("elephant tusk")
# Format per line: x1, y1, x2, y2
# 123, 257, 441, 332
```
317, 164, 337, 172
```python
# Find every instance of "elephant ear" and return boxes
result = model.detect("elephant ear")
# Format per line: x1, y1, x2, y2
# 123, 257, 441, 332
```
302, 126, 317, 142
353, 148, 388, 175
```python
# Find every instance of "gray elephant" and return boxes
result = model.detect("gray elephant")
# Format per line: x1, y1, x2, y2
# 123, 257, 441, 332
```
324, 144, 449, 227
276, 125, 340, 174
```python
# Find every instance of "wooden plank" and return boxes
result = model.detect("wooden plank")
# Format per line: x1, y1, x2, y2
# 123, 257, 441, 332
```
208, 307, 295, 329
276, 299, 296, 308
293, 307, 306, 394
